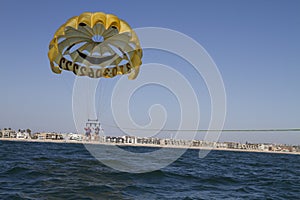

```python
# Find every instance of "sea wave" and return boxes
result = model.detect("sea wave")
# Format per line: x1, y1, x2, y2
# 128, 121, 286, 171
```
0, 141, 299, 199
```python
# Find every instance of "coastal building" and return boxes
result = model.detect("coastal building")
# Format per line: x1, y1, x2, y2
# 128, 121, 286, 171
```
68, 133, 83, 141
123, 136, 136, 144
105, 136, 124, 143
1, 129, 300, 155
258, 144, 273, 151
192, 140, 200, 147
35, 132, 64, 140
0, 129, 16, 138
225, 142, 241, 149
215, 142, 228, 149
245, 143, 260, 150
16, 131, 30, 139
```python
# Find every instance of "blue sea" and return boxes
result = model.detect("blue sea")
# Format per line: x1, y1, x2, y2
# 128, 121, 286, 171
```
0, 140, 299, 199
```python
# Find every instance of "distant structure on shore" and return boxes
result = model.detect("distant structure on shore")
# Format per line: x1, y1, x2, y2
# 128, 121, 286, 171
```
0, 128, 63, 140
0, 128, 299, 154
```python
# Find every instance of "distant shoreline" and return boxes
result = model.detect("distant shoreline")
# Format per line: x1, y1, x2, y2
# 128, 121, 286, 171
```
1, 138, 299, 156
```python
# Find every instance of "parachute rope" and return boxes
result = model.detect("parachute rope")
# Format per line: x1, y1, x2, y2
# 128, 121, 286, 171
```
100, 123, 300, 132
49, 12, 143, 135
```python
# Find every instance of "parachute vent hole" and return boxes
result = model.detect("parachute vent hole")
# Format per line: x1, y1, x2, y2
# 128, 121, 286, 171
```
92, 35, 104, 43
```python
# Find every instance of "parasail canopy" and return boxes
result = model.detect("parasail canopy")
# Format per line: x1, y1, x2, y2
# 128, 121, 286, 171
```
48, 12, 143, 79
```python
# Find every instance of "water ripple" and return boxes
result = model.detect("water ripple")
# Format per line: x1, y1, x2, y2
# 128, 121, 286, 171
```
0, 141, 299, 199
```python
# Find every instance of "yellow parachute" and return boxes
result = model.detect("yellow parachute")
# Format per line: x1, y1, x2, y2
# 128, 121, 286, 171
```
48, 12, 143, 79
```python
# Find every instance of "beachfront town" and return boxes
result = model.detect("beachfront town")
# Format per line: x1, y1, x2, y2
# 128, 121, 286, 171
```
0, 128, 299, 154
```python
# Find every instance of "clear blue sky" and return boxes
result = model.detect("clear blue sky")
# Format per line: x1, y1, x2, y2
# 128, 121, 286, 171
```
0, 0, 299, 144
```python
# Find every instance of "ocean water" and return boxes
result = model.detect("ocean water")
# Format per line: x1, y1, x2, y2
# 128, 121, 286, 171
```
0, 141, 299, 199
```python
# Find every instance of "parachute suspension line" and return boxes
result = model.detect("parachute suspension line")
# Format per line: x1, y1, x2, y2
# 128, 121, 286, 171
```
98, 79, 109, 136
85, 77, 96, 122
97, 78, 109, 123
99, 123, 300, 132
88, 77, 92, 121
85, 79, 89, 122
100, 79, 110, 117
89, 78, 99, 122
97, 79, 104, 120
48, 12, 144, 136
